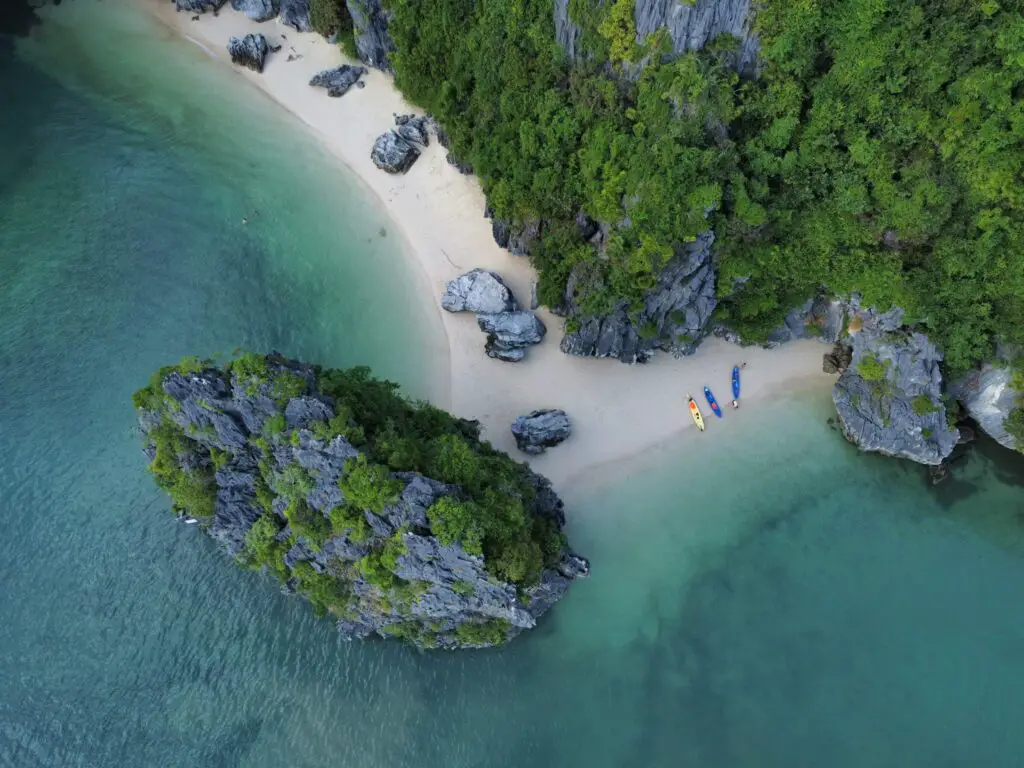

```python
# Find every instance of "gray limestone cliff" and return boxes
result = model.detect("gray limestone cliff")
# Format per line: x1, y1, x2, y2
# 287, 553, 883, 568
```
831, 308, 959, 465
951, 361, 1022, 452
344, 0, 395, 71
554, 0, 759, 75
560, 231, 716, 363
135, 354, 588, 649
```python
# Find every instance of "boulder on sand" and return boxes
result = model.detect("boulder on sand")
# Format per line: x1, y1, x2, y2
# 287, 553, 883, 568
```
441, 269, 519, 315
511, 410, 572, 455
175, 0, 225, 12
227, 34, 270, 73
279, 0, 311, 31
477, 311, 546, 361
394, 114, 430, 147
309, 65, 368, 97
371, 131, 419, 174
230, 0, 279, 21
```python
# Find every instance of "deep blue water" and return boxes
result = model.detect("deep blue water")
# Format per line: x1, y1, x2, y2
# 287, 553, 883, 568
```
3, 3, 1024, 767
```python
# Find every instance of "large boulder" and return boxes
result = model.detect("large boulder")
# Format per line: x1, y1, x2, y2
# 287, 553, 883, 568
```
441, 269, 520, 314
344, 0, 395, 70
370, 131, 419, 173
309, 65, 367, 97
832, 309, 959, 465
230, 0, 278, 22
951, 363, 1021, 452
279, 0, 311, 31
394, 114, 430, 147
767, 296, 849, 346
511, 410, 572, 455
227, 34, 270, 73
175, 0, 226, 12
560, 231, 716, 363
477, 311, 546, 361
486, 209, 542, 256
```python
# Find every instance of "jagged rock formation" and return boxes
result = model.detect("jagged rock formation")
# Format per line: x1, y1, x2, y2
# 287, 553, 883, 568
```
230, 0, 278, 22
279, 0, 311, 31
345, 0, 395, 71
512, 410, 572, 455
951, 363, 1021, 452
134, 354, 588, 649
831, 308, 959, 465
441, 270, 545, 361
441, 269, 520, 314
371, 131, 419, 173
554, 0, 759, 75
766, 297, 848, 347
175, 0, 226, 13
394, 114, 430, 147
485, 208, 543, 257
478, 312, 547, 361
560, 231, 716, 363
228, 34, 269, 73
309, 65, 368, 97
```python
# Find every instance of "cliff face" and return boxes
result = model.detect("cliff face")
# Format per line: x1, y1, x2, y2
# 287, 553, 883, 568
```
345, 0, 395, 71
135, 355, 587, 649
831, 309, 959, 466
559, 232, 717, 363
952, 362, 1022, 452
554, 0, 759, 74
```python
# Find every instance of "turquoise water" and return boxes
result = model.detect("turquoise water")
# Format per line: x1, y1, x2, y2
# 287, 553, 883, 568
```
3, 4, 1024, 766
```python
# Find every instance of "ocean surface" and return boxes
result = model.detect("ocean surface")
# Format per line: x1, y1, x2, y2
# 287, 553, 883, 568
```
3, 3, 1024, 767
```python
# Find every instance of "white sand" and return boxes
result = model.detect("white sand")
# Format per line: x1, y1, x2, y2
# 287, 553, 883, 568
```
142, 1, 834, 489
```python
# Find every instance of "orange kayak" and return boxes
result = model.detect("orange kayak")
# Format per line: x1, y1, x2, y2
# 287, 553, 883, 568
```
688, 396, 705, 431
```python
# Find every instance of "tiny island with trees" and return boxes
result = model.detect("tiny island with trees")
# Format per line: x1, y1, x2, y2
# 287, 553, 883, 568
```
133, 353, 589, 649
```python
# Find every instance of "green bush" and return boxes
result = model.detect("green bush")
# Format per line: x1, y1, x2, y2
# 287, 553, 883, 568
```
455, 618, 512, 646
911, 395, 939, 416
339, 455, 404, 513
857, 355, 887, 382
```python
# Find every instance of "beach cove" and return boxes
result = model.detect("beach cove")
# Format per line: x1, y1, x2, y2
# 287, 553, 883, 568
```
140, 0, 833, 490
3, 2, 1024, 765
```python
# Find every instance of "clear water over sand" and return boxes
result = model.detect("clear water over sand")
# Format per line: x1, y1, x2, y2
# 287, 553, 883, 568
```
2, 6, 1024, 767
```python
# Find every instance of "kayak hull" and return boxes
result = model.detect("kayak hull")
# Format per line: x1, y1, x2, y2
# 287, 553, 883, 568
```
688, 398, 705, 431
703, 386, 724, 419
732, 366, 741, 399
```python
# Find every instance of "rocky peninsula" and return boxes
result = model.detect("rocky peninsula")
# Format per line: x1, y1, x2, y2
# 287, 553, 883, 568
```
134, 353, 588, 649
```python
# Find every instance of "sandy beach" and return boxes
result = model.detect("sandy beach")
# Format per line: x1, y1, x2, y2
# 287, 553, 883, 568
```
136, 1, 833, 489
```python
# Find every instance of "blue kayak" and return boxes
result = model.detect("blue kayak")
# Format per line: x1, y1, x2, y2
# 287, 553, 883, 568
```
732, 366, 741, 399
704, 386, 723, 418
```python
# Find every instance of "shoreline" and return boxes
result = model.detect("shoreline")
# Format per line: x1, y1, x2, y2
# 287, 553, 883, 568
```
117, 1, 834, 488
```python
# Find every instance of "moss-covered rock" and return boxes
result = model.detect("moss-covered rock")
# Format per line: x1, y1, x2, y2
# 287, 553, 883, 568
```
134, 352, 588, 649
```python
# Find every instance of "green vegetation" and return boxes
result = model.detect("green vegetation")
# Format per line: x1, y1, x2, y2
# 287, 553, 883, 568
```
376, 0, 1023, 372
135, 354, 570, 646
911, 395, 939, 417
856, 355, 887, 383
455, 618, 512, 646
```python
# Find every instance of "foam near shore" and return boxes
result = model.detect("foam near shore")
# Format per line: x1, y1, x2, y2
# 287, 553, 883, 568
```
139, 1, 833, 488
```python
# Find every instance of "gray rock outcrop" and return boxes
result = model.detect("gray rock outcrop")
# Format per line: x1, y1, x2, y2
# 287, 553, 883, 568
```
478, 311, 547, 361
951, 363, 1021, 452
371, 131, 419, 173
230, 0, 278, 22
560, 231, 716, 363
136, 355, 588, 649
344, 0, 395, 70
512, 410, 572, 454
394, 114, 430, 147
832, 309, 959, 465
486, 209, 542, 256
279, 0, 311, 31
309, 65, 368, 97
227, 34, 270, 73
767, 296, 848, 347
175, 0, 226, 13
554, 0, 759, 75
441, 269, 520, 314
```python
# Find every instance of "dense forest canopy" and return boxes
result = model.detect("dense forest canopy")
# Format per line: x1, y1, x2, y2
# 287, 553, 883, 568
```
374, 0, 1023, 372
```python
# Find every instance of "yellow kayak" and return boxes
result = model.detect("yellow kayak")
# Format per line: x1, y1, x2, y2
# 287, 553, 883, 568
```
687, 396, 705, 432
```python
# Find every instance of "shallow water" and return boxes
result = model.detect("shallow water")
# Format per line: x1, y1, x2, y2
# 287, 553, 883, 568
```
3, 4, 1024, 767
